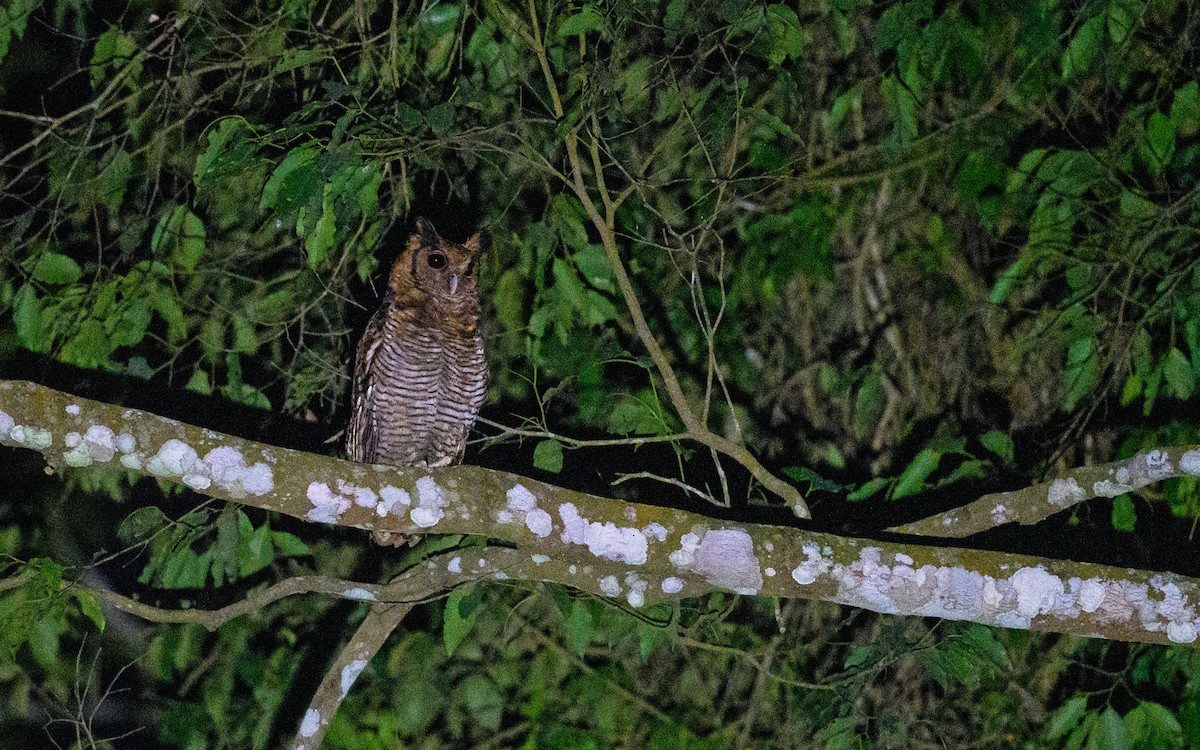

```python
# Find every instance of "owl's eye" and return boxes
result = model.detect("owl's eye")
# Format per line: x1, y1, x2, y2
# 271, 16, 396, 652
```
465, 260, 475, 275
427, 253, 447, 269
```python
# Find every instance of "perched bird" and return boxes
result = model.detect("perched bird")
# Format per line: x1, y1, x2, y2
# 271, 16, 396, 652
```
346, 218, 487, 536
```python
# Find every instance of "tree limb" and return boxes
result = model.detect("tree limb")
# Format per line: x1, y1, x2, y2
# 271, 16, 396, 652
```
5, 379, 1200, 647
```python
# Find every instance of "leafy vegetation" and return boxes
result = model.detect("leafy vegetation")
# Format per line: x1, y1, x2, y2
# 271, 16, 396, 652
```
1, 0, 1199, 747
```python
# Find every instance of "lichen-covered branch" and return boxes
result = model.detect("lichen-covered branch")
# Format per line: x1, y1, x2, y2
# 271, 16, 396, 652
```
890, 446, 1200, 537
6, 379, 1200, 646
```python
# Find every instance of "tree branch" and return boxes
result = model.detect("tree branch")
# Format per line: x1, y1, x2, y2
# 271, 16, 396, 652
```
5, 379, 1200, 646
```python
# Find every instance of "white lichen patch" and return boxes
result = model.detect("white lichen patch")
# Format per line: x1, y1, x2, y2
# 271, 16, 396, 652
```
343, 588, 376, 601
10, 424, 52, 449
83, 425, 118, 463
1167, 621, 1197, 644
765, 567, 776, 577
116, 433, 136, 453
526, 509, 552, 538
65, 404, 80, 415
1182, 450, 1200, 477
642, 522, 668, 542
895, 553, 914, 566
0, 410, 14, 435
337, 479, 378, 508
147, 439, 199, 477
63, 432, 93, 467
507, 484, 537, 511
1010, 567, 1064, 620
558, 503, 648, 565
624, 573, 648, 607
447, 556, 462, 573
687, 529, 762, 595
599, 575, 621, 597
377, 485, 411, 517
991, 504, 1010, 525
1146, 449, 1173, 480
410, 476, 447, 528
341, 660, 367, 697
239, 463, 274, 495
307, 482, 351, 524
661, 577, 685, 594
1076, 579, 1106, 612
791, 542, 831, 585
501, 484, 553, 538
195, 446, 274, 496
531, 554, 551, 564
669, 532, 701, 567
1093, 479, 1133, 497
1048, 477, 1085, 508
299, 709, 320, 738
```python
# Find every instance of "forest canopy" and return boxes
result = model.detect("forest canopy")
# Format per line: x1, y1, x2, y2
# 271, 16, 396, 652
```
1, 0, 1200, 747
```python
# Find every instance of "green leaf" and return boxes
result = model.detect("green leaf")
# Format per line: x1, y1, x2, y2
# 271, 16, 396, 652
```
13, 283, 50, 352
118, 506, 169, 542
608, 398, 663, 435
558, 6, 604, 38
33, 252, 83, 285
1170, 81, 1200, 138
1112, 495, 1136, 532
426, 102, 455, 135
100, 147, 132, 214
1106, 0, 1137, 43
847, 476, 890, 502
185, 370, 212, 396
1092, 706, 1132, 750
274, 47, 324, 73
70, 590, 105, 632
980, 431, 1015, 465
261, 146, 319, 213
1143, 110, 1176, 170
90, 26, 138, 89
1061, 16, 1103, 81
1065, 338, 1101, 412
563, 601, 593, 656
763, 4, 804, 67
271, 531, 309, 557
1048, 696, 1091, 741
443, 585, 480, 657
1125, 701, 1182, 748
60, 319, 111, 369
305, 184, 336, 267
892, 449, 941, 499
1163, 347, 1195, 400
459, 674, 503, 730
533, 439, 564, 474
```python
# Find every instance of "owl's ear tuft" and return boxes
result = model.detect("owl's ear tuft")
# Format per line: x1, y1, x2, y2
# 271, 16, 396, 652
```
463, 232, 485, 256
414, 217, 440, 243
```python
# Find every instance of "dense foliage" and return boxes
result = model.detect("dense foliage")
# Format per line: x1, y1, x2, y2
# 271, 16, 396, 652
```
2, 0, 1200, 747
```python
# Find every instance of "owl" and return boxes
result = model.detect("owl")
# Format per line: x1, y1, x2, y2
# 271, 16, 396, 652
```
346, 217, 488, 481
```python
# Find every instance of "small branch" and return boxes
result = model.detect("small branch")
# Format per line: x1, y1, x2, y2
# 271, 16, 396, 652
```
287, 600, 413, 750
890, 446, 1200, 537
514, 5, 810, 518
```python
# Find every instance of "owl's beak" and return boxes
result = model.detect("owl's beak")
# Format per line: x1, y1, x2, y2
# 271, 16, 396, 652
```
449, 274, 460, 295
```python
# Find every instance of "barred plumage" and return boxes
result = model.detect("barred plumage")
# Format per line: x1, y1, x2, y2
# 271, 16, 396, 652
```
346, 218, 487, 475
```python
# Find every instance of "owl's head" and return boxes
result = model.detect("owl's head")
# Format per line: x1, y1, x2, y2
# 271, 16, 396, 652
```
390, 217, 483, 301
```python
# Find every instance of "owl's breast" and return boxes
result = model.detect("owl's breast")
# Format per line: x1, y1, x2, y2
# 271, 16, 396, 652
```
364, 310, 487, 467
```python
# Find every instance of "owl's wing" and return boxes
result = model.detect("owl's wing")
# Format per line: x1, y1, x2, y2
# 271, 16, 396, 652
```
346, 304, 389, 463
